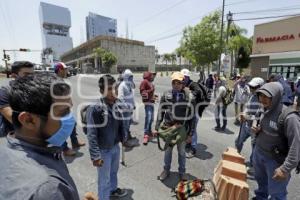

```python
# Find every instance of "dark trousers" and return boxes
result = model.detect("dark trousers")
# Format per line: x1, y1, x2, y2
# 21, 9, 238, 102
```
62, 124, 78, 150
215, 105, 227, 128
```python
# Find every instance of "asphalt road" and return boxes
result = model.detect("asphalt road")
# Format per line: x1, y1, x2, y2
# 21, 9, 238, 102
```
1, 74, 300, 200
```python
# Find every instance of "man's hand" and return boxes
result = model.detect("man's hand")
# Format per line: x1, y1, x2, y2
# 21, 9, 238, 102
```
186, 135, 192, 144
83, 192, 98, 200
240, 113, 246, 122
251, 125, 261, 135
152, 130, 158, 137
92, 159, 104, 167
273, 167, 289, 181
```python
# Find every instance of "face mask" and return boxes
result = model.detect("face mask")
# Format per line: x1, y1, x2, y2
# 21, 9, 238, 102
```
46, 112, 76, 147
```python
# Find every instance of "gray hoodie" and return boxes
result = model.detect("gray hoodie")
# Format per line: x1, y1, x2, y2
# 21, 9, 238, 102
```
256, 82, 300, 173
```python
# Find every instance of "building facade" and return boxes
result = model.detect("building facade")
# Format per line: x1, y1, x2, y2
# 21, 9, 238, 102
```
86, 12, 117, 40
39, 2, 73, 64
250, 16, 300, 80
60, 36, 155, 73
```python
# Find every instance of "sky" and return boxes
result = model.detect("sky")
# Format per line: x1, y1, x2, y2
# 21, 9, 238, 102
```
1, 0, 300, 66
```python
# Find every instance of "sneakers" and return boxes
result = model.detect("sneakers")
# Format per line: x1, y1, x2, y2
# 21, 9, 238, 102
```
220, 126, 226, 132
214, 126, 221, 131
110, 188, 128, 198
186, 147, 196, 158
143, 135, 149, 145
63, 148, 76, 156
234, 120, 240, 126
247, 166, 255, 176
72, 139, 85, 149
123, 140, 135, 148
179, 173, 188, 181
159, 170, 170, 181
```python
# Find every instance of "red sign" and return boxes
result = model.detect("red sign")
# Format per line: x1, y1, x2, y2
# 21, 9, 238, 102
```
256, 34, 297, 43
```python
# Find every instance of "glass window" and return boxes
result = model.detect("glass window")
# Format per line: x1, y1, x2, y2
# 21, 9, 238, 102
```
283, 72, 288, 78
290, 66, 295, 72
271, 67, 276, 73
283, 67, 288, 73
276, 66, 282, 72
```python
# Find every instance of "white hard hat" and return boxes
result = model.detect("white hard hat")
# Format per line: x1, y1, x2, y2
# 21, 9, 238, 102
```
180, 68, 190, 77
248, 77, 264, 87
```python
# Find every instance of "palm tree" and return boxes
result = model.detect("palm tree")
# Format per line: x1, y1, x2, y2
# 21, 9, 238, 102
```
170, 53, 177, 67
93, 47, 106, 72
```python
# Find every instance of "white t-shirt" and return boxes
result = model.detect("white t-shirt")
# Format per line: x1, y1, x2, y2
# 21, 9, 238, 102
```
234, 84, 250, 104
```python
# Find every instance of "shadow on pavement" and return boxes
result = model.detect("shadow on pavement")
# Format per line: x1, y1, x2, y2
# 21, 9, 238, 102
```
160, 172, 198, 190
194, 143, 214, 160
64, 151, 84, 164
111, 189, 134, 200
213, 128, 235, 135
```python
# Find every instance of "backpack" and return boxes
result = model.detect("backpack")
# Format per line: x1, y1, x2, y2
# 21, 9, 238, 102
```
222, 87, 234, 106
157, 89, 192, 151
277, 107, 300, 174
196, 82, 211, 117
174, 179, 217, 200
80, 99, 106, 135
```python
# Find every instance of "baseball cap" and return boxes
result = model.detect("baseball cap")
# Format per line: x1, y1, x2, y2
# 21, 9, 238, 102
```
54, 62, 68, 74
248, 77, 264, 88
171, 71, 184, 81
180, 69, 190, 77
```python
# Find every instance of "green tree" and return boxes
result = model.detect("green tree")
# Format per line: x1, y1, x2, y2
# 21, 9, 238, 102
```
179, 10, 222, 73
102, 51, 117, 73
93, 47, 106, 69
170, 53, 177, 66
162, 53, 171, 65
227, 25, 252, 70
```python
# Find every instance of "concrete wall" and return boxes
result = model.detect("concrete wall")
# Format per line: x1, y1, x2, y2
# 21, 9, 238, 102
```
253, 16, 300, 55
250, 56, 269, 80
101, 40, 155, 72
61, 36, 155, 73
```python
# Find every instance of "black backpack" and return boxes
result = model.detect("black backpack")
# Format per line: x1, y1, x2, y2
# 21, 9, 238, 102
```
195, 81, 211, 117
277, 107, 300, 174
80, 99, 106, 135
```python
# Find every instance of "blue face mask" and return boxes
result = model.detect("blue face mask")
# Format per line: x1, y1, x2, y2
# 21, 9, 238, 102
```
46, 113, 76, 147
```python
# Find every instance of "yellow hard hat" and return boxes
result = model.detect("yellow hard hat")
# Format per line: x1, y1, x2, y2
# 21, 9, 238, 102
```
171, 71, 184, 81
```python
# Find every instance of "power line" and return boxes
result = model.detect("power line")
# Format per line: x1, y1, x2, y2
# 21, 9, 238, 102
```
225, 0, 256, 6
233, 13, 300, 21
232, 5, 300, 15
144, 7, 221, 43
146, 31, 183, 43
133, 0, 190, 29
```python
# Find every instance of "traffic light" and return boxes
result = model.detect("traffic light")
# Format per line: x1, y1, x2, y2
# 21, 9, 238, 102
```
7, 55, 10, 61
19, 48, 30, 52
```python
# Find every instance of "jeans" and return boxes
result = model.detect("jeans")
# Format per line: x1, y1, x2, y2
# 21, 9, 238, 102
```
191, 117, 199, 149
253, 147, 290, 200
144, 104, 154, 135
123, 112, 133, 140
164, 142, 186, 174
235, 121, 256, 165
234, 102, 244, 121
97, 144, 120, 200
215, 105, 227, 128
62, 125, 78, 151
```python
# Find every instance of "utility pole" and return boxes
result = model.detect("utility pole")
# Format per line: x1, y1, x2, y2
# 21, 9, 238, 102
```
3, 50, 9, 78
218, 0, 225, 76
226, 12, 233, 75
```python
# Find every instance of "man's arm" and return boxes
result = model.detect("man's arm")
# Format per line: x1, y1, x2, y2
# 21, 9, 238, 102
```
155, 93, 166, 131
0, 107, 13, 123
31, 178, 80, 200
0, 87, 12, 123
86, 106, 102, 161
281, 114, 300, 174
